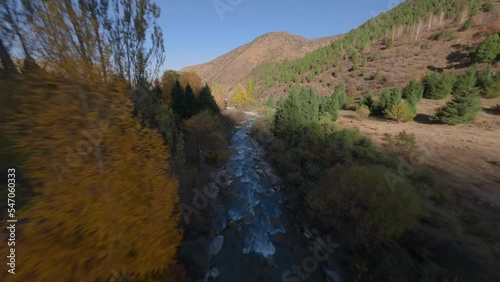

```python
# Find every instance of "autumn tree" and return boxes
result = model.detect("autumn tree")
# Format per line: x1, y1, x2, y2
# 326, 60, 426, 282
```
232, 83, 256, 107
179, 71, 203, 94
161, 70, 181, 105
2, 69, 182, 282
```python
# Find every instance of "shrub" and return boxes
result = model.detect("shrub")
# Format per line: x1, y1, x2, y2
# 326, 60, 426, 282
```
356, 105, 371, 118
374, 69, 382, 81
460, 18, 472, 31
372, 51, 381, 61
305, 166, 422, 245
384, 130, 418, 159
352, 64, 360, 71
423, 71, 456, 99
384, 101, 416, 122
482, 0, 495, 12
385, 38, 393, 49
472, 34, 500, 63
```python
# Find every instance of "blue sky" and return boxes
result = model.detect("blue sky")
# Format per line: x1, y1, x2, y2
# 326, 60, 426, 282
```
160, 0, 405, 71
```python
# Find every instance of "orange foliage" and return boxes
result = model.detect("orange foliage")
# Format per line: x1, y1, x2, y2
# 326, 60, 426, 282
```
1, 69, 182, 281
179, 71, 203, 94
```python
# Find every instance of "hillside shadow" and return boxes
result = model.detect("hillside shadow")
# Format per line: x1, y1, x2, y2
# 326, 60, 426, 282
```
483, 107, 500, 116
414, 113, 435, 124
446, 50, 473, 69
427, 65, 444, 73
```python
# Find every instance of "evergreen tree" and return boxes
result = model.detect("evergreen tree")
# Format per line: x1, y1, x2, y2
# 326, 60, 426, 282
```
477, 65, 500, 98
454, 65, 478, 94
194, 84, 220, 114
334, 82, 347, 110
184, 83, 195, 118
360, 90, 376, 110
403, 79, 424, 114
172, 80, 187, 118
424, 71, 456, 99
433, 88, 482, 125
266, 95, 275, 108
372, 89, 403, 116
472, 34, 500, 63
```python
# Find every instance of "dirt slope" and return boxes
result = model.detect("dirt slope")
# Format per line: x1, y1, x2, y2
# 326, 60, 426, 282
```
181, 32, 340, 93
338, 97, 500, 207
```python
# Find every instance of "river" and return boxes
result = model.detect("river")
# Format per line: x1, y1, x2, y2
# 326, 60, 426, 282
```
211, 114, 334, 282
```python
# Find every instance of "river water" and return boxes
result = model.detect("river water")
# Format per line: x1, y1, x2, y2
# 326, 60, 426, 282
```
212, 114, 329, 282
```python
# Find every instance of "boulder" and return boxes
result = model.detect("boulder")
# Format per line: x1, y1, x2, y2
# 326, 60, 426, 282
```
208, 267, 220, 279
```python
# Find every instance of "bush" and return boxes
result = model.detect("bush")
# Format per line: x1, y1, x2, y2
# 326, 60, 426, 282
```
305, 166, 422, 245
372, 51, 381, 61
352, 64, 360, 71
384, 101, 416, 122
373, 69, 382, 81
482, 0, 495, 12
423, 71, 456, 100
385, 130, 418, 159
460, 18, 472, 31
356, 105, 371, 118
472, 34, 500, 63
385, 38, 393, 49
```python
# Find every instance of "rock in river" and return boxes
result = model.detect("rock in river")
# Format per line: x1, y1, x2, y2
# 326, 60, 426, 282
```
210, 235, 224, 255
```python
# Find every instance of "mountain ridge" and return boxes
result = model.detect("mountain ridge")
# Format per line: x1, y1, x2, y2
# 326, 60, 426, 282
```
181, 31, 341, 94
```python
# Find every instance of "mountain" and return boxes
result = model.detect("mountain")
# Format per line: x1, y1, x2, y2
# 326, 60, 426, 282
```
181, 32, 340, 93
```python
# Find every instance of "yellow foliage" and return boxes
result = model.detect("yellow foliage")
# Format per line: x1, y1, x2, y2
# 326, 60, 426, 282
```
2, 70, 182, 281
232, 83, 256, 107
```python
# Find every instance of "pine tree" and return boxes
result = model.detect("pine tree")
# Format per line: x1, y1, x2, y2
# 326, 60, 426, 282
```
334, 82, 347, 110
184, 83, 195, 118
266, 95, 275, 108
247, 79, 254, 98
424, 71, 456, 99
454, 65, 477, 94
360, 90, 376, 110
472, 34, 500, 63
433, 88, 482, 125
372, 89, 403, 116
403, 79, 424, 114
172, 80, 187, 118
194, 84, 220, 114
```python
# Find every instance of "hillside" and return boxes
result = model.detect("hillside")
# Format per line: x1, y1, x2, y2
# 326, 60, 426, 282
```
248, 0, 500, 206
181, 32, 339, 94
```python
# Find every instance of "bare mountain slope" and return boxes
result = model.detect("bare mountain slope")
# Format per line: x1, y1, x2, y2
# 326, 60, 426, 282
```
181, 32, 339, 92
